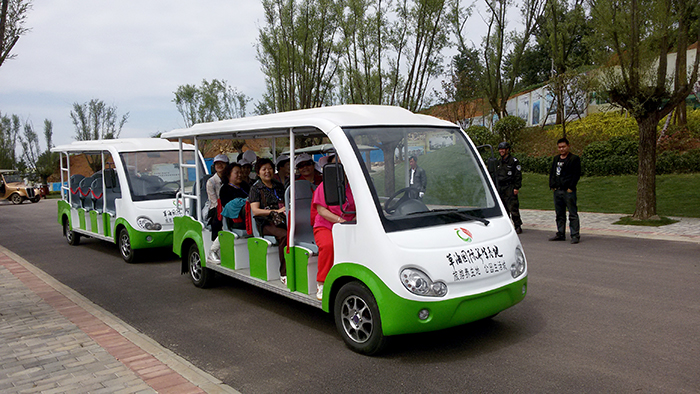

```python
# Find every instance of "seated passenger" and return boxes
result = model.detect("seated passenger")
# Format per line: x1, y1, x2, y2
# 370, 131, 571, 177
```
219, 163, 248, 230
274, 154, 290, 187
295, 153, 322, 186
238, 150, 256, 192
206, 154, 229, 240
249, 158, 288, 284
312, 159, 355, 301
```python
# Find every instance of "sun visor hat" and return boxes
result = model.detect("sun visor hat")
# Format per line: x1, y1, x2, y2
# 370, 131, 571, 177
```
239, 150, 257, 166
213, 154, 229, 164
294, 153, 314, 168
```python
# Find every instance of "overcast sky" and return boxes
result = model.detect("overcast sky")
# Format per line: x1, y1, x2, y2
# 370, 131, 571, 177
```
0, 1, 491, 149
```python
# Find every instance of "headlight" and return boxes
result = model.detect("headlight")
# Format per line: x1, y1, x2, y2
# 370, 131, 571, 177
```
400, 268, 447, 297
510, 246, 526, 278
136, 216, 162, 231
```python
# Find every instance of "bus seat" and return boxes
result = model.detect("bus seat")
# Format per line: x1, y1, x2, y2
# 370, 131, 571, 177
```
90, 177, 104, 213
103, 169, 121, 215
198, 174, 213, 222
222, 214, 248, 238
285, 180, 318, 254
69, 174, 85, 207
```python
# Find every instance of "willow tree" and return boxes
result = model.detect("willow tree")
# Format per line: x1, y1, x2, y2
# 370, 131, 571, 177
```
0, 0, 31, 68
589, 0, 700, 219
256, 0, 342, 114
482, 0, 546, 119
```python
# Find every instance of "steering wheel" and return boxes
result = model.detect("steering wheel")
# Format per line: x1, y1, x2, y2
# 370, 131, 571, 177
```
384, 187, 417, 214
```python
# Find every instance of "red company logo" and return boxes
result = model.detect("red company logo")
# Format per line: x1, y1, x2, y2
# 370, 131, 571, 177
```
455, 227, 473, 242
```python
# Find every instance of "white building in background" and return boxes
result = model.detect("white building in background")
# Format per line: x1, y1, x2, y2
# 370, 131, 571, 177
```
453, 42, 699, 129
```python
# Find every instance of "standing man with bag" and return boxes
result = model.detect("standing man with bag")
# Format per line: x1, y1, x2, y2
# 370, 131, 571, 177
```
549, 138, 582, 244
496, 142, 523, 234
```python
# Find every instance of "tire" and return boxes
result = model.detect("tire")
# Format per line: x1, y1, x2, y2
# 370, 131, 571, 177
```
10, 193, 23, 204
334, 281, 386, 355
118, 228, 137, 263
188, 243, 212, 288
63, 219, 80, 246
30, 196, 41, 203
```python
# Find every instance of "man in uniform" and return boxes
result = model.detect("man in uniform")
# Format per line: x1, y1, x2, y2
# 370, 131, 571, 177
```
496, 142, 523, 234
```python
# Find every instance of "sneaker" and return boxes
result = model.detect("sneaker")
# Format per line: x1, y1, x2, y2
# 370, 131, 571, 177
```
280, 276, 287, 285
549, 234, 566, 241
570, 237, 580, 244
316, 283, 324, 301
515, 226, 523, 234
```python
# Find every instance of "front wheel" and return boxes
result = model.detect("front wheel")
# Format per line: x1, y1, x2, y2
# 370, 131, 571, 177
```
118, 228, 137, 263
188, 243, 212, 288
334, 281, 386, 355
30, 195, 41, 203
10, 193, 23, 204
63, 219, 80, 246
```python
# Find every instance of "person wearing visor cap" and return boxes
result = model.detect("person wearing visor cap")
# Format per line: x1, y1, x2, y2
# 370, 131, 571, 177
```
294, 153, 322, 186
238, 150, 257, 191
206, 153, 229, 240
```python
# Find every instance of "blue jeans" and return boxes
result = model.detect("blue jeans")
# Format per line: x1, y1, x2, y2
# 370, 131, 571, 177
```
554, 190, 579, 238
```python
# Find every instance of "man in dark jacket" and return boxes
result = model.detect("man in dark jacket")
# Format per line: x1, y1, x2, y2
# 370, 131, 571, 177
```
549, 138, 581, 243
408, 156, 427, 199
496, 142, 522, 234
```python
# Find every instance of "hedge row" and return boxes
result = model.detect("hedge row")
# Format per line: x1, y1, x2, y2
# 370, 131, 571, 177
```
517, 137, 700, 175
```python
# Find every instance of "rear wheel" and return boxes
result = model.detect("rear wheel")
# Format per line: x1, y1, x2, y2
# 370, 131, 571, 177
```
188, 243, 212, 288
10, 193, 23, 204
63, 219, 80, 246
334, 281, 386, 355
118, 228, 137, 263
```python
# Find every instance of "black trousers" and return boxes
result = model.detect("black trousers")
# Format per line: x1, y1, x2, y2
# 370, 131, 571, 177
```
553, 189, 580, 238
498, 187, 522, 227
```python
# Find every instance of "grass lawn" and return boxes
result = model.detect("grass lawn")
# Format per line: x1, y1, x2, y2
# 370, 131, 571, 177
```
519, 173, 700, 218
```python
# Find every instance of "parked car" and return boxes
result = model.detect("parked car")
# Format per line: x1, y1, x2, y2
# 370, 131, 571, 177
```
0, 170, 41, 204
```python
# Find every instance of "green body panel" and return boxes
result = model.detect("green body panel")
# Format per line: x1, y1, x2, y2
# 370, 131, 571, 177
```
172, 216, 204, 261
219, 231, 236, 269
248, 238, 271, 280
325, 263, 528, 337
89, 210, 98, 232
288, 246, 315, 294
78, 208, 86, 229
57, 200, 71, 227
102, 213, 112, 237
114, 219, 173, 250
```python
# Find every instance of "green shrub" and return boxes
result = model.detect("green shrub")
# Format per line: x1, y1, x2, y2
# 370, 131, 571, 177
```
494, 116, 526, 146
656, 148, 700, 174
518, 154, 551, 175
465, 125, 499, 147
581, 136, 638, 175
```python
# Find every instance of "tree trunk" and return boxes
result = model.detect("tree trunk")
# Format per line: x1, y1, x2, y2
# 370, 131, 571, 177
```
633, 115, 660, 220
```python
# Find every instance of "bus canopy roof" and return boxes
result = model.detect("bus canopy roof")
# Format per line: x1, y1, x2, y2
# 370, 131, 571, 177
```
52, 138, 192, 153
160, 105, 457, 139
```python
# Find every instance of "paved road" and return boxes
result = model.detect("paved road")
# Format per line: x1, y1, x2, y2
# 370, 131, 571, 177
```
1, 199, 699, 393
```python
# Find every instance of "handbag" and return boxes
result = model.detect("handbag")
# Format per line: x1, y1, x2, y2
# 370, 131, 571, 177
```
260, 184, 287, 228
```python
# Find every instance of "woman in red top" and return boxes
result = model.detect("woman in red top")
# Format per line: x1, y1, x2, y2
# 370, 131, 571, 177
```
312, 172, 355, 301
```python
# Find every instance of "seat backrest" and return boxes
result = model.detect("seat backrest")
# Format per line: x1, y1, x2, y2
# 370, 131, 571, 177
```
287, 180, 316, 246
69, 174, 85, 207
198, 174, 214, 221
78, 176, 94, 209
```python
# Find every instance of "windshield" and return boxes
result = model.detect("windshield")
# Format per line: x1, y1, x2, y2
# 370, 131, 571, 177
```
3, 174, 24, 184
120, 150, 200, 201
345, 126, 500, 232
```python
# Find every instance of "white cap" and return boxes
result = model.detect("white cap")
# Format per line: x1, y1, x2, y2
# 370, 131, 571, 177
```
239, 150, 257, 166
275, 154, 290, 166
294, 153, 313, 168
213, 154, 229, 164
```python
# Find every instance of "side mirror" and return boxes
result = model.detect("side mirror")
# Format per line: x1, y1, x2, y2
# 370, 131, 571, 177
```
322, 163, 345, 206
104, 168, 117, 188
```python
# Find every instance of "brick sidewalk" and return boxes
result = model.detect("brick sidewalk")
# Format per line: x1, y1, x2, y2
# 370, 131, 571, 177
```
0, 248, 238, 394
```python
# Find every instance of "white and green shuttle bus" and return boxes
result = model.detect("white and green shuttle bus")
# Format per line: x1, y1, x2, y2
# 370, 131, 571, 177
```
53, 138, 204, 263
161, 105, 527, 354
